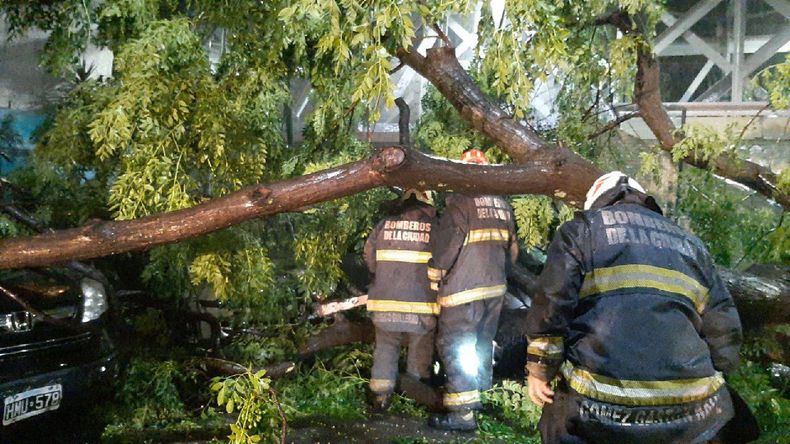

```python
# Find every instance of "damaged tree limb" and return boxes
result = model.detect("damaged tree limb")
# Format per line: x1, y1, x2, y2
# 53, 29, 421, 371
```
718, 267, 790, 327
0, 146, 590, 269
397, 45, 603, 206
600, 12, 790, 209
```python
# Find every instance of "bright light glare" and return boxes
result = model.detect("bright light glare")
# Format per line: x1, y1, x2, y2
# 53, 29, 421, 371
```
457, 342, 479, 377
81, 278, 108, 323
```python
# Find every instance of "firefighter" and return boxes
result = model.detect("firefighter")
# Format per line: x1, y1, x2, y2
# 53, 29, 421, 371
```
427, 149, 519, 431
525, 171, 743, 443
363, 188, 439, 412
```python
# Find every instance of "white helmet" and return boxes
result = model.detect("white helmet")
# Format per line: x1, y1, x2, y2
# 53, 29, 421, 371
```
402, 188, 435, 206
584, 171, 646, 210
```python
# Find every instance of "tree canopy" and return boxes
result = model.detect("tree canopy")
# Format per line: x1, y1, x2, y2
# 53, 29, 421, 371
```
1, 0, 789, 441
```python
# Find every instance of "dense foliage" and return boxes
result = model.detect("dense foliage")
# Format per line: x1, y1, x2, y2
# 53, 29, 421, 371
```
1, 0, 788, 442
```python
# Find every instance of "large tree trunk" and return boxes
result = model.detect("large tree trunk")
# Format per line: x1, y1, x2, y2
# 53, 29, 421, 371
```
1, 35, 786, 321
591, 12, 790, 210
633, 50, 788, 209
718, 267, 790, 327
399, 40, 788, 209
397, 46, 602, 206
0, 146, 592, 269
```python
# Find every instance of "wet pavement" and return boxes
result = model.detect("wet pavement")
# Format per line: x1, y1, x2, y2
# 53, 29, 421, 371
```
287, 414, 504, 443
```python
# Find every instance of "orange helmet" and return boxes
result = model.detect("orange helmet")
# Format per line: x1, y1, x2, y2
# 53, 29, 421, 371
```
460, 149, 488, 164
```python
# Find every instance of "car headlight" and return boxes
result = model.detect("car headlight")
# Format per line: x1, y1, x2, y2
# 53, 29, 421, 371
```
80, 278, 108, 322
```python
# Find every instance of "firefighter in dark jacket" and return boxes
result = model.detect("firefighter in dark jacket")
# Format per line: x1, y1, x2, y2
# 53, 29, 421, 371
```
364, 189, 439, 412
525, 171, 743, 444
427, 149, 519, 431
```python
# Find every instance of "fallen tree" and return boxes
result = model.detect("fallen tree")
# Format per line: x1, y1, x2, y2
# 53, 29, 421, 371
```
2, 144, 788, 326
596, 10, 789, 209
0, 146, 593, 269
719, 267, 790, 328
0, 7, 786, 324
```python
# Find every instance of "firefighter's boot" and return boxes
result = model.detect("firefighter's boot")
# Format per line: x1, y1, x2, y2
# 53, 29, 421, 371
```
428, 410, 477, 431
367, 391, 392, 413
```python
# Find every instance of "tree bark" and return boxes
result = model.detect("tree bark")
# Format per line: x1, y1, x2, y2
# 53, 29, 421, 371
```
718, 267, 790, 327
395, 97, 410, 147
298, 314, 374, 358
596, 13, 790, 210
397, 46, 603, 206
1, 34, 786, 321
203, 357, 297, 379
0, 146, 594, 269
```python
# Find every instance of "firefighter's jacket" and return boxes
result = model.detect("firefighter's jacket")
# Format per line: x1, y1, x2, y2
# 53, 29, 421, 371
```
364, 202, 439, 332
525, 192, 743, 408
428, 194, 518, 307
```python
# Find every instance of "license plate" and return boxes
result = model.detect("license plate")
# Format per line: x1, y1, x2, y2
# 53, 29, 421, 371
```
2, 384, 62, 426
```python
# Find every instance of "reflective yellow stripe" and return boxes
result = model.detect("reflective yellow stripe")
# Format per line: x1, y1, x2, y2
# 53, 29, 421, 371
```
443, 390, 480, 406
464, 228, 510, 245
580, 264, 710, 312
527, 336, 564, 358
376, 249, 432, 263
369, 378, 395, 393
367, 299, 440, 315
563, 364, 724, 406
438, 284, 507, 307
427, 266, 445, 282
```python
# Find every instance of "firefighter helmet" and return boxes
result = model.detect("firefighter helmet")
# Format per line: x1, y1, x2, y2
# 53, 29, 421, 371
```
402, 188, 435, 206
584, 171, 646, 210
460, 149, 489, 164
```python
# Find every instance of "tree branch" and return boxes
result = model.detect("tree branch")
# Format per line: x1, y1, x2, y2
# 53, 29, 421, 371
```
395, 97, 411, 147
431, 23, 451, 47
0, 146, 589, 269
587, 111, 641, 140
597, 11, 789, 209
718, 267, 790, 327
397, 45, 602, 204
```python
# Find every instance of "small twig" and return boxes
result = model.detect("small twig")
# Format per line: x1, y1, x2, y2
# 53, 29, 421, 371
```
269, 387, 288, 444
0, 177, 32, 198
0, 284, 81, 330
780, 116, 790, 142
735, 211, 785, 268
689, 183, 717, 204
736, 103, 770, 144
587, 111, 641, 139
497, 6, 507, 30
0, 204, 49, 232
432, 23, 452, 47
582, 87, 602, 121
395, 97, 411, 147
388, 62, 405, 74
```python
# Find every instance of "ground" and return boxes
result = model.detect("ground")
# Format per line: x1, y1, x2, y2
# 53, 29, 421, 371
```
287, 414, 487, 443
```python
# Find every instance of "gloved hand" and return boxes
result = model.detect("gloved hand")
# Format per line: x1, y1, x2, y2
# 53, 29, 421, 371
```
527, 374, 554, 407
427, 264, 444, 292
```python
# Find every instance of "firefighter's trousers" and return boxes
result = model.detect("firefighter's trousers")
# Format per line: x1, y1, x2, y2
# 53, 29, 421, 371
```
538, 379, 735, 444
369, 327, 435, 395
436, 296, 503, 411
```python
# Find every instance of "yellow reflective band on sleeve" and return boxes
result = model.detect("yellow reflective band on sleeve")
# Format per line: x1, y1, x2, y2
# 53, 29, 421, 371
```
443, 390, 481, 407
369, 378, 396, 393
579, 264, 710, 313
527, 336, 564, 358
464, 229, 510, 245
438, 284, 507, 307
366, 299, 440, 315
427, 266, 445, 282
563, 364, 725, 406
376, 249, 432, 263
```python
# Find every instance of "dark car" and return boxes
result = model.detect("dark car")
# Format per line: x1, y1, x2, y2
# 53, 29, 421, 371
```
0, 267, 118, 440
